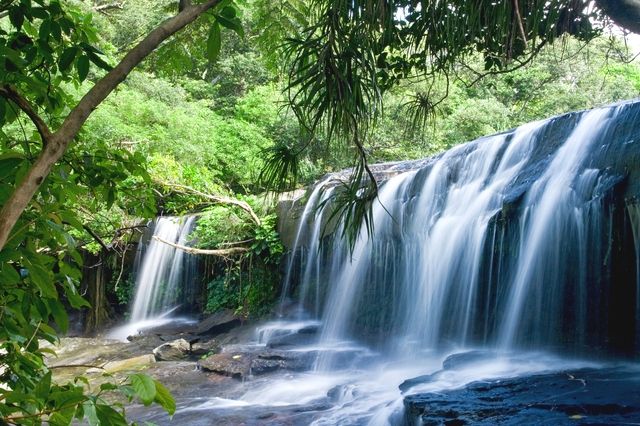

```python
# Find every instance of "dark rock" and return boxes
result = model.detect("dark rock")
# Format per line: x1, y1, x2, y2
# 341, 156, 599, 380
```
442, 351, 497, 370
198, 352, 252, 379
266, 332, 317, 348
195, 310, 241, 336
152, 338, 191, 361
191, 339, 220, 356
403, 367, 640, 425
249, 358, 281, 375
399, 374, 438, 393
250, 350, 317, 375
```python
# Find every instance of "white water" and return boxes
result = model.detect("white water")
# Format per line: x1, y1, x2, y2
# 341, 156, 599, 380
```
110, 216, 198, 340
135, 102, 640, 423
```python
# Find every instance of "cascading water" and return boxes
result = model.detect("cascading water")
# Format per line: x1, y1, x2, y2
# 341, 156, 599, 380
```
110, 216, 199, 340
302, 103, 639, 360
137, 101, 640, 425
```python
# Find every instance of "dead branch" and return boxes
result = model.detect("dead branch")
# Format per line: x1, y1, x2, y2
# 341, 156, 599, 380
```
153, 236, 249, 257
160, 182, 262, 226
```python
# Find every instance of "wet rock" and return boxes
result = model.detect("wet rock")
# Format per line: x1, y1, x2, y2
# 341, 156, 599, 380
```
195, 310, 241, 336
250, 350, 316, 375
191, 339, 220, 357
442, 350, 496, 370
198, 353, 253, 378
400, 351, 498, 392
403, 367, 640, 425
266, 332, 317, 348
88, 354, 156, 373
399, 374, 437, 393
153, 338, 191, 361
250, 358, 281, 375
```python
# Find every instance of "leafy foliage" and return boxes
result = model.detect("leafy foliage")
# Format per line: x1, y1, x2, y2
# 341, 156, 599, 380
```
194, 209, 284, 317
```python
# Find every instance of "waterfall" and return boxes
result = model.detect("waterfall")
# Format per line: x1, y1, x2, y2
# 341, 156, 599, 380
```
284, 100, 640, 361
130, 216, 198, 321
110, 216, 198, 339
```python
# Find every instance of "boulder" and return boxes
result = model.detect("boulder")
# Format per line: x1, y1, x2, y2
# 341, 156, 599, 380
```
198, 353, 252, 378
88, 354, 156, 373
195, 310, 241, 336
404, 367, 640, 425
153, 338, 191, 361
250, 350, 316, 375
191, 339, 220, 357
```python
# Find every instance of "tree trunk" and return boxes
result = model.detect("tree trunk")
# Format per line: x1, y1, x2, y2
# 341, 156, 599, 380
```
0, 0, 221, 252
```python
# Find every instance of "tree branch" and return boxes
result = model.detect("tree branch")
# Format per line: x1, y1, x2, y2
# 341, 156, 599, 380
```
82, 225, 111, 252
0, 0, 222, 251
162, 183, 262, 226
153, 236, 249, 257
0, 85, 53, 143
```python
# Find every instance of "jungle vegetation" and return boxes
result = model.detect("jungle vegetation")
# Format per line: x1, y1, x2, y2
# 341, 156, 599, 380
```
1, 0, 640, 423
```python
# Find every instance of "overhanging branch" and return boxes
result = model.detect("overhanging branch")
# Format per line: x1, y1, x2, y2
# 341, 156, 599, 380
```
161, 183, 262, 226
0, 85, 53, 143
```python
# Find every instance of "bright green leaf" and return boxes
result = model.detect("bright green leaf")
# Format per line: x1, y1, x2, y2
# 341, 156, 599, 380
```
129, 374, 156, 405
153, 380, 176, 416
48, 298, 69, 333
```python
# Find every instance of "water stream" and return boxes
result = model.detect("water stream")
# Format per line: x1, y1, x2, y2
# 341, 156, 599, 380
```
126, 101, 640, 424
110, 216, 198, 340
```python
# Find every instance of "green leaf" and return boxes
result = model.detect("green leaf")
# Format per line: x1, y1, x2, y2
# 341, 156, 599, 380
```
9, 8, 25, 30
129, 373, 156, 405
49, 411, 74, 426
50, 20, 62, 42
86, 50, 112, 71
153, 380, 176, 416
59, 47, 79, 72
66, 291, 90, 309
38, 19, 51, 41
27, 263, 57, 298
94, 404, 128, 426
220, 5, 237, 19
35, 371, 52, 400
83, 402, 99, 426
214, 14, 244, 38
48, 298, 69, 333
76, 55, 90, 82
0, 98, 6, 126
207, 22, 221, 63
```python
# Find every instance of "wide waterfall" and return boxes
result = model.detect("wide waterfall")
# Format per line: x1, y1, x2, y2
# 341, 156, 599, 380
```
126, 101, 640, 425
110, 216, 199, 339
284, 102, 640, 362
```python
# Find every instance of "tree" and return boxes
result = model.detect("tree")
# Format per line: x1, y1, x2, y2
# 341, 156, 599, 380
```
0, 0, 245, 251
0, 0, 243, 423
274, 0, 640, 245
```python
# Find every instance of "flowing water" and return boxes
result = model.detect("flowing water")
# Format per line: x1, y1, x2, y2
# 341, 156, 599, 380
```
110, 216, 199, 340
128, 101, 640, 424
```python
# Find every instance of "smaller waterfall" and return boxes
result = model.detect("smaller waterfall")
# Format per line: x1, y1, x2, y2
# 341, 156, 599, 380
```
110, 216, 198, 340
280, 179, 337, 319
